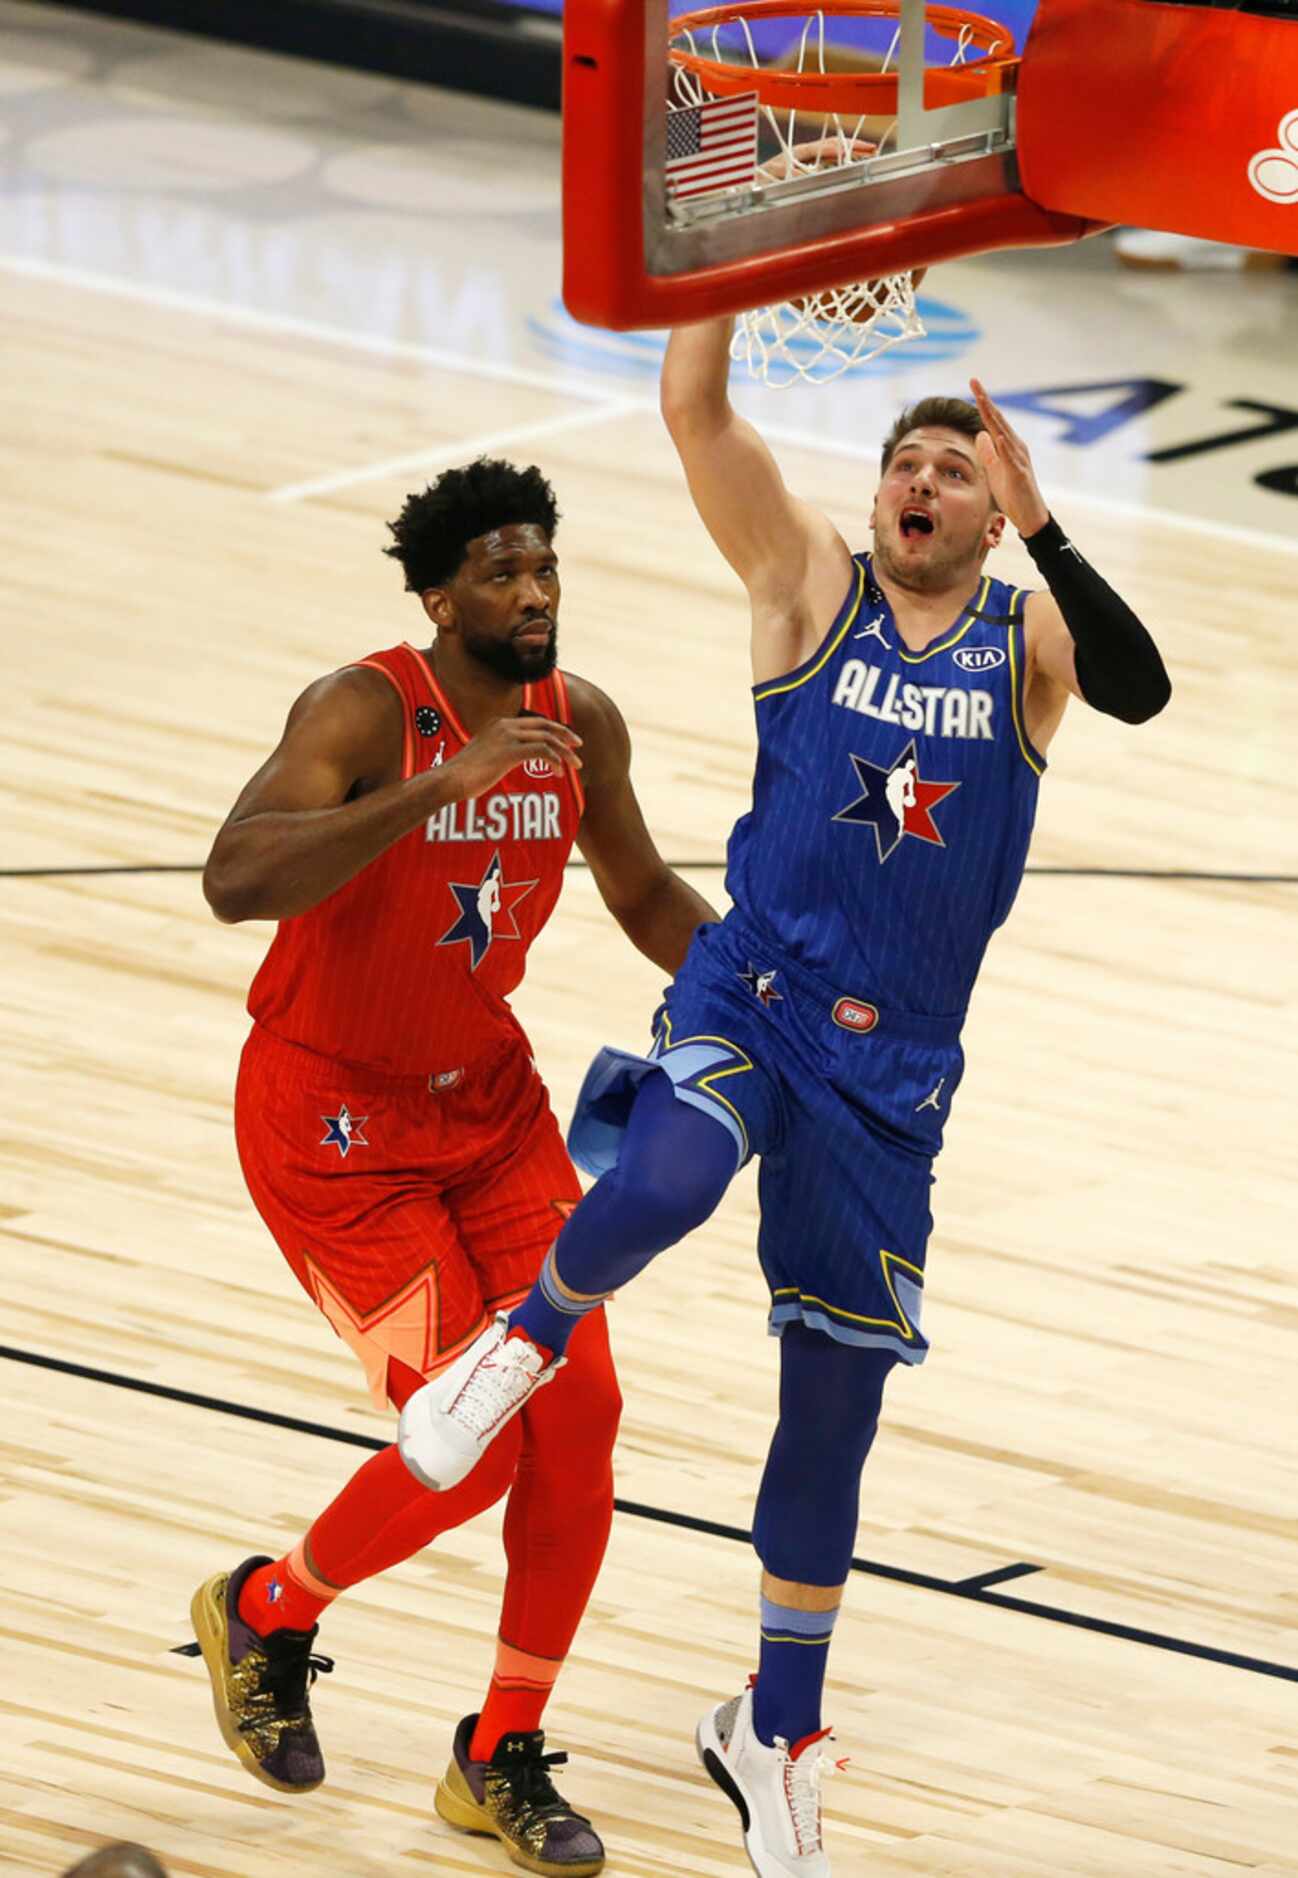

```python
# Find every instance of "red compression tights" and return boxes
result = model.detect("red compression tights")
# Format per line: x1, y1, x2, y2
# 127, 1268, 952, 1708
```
238, 1311, 620, 1760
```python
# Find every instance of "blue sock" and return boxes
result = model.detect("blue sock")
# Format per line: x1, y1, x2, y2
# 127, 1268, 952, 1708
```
510, 1244, 610, 1356
752, 1597, 839, 1749
510, 1070, 736, 1356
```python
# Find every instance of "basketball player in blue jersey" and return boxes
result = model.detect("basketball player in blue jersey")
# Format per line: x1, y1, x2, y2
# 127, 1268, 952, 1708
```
399, 326, 1171, 1875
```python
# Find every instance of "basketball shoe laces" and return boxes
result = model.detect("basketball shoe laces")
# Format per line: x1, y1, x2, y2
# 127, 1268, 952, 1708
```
495, 1740, 579, 1819
782, 1734, 838, 1854
448, 1335, 555, 1441
239, 1628, 334, 1736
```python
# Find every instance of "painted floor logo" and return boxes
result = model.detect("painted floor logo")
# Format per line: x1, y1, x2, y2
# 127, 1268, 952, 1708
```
527, 294, 980, 383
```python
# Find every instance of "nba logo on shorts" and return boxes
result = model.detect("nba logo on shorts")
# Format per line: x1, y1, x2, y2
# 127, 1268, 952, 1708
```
430, 1067, 464, 1092
523, 756, 553, 779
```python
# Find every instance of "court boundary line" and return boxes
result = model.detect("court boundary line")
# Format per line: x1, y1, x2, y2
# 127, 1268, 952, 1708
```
2, 1341, 1295, 1686
5, 252, 1298, 557
267, 398, 645, 503
3, 862, 1296, 884
0, 254, 616, 405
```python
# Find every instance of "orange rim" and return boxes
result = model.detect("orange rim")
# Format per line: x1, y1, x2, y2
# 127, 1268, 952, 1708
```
669, 0, 1018, 113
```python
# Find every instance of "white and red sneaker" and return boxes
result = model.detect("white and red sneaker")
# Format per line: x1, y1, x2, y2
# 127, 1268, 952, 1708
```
696, 1684, 836, 1877
397, 1315, 564, 1491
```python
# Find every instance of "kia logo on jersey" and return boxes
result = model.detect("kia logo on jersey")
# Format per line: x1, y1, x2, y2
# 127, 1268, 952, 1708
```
953, 646, 1005, 673
523, 756, 554, 778
832, 997, 879, 1034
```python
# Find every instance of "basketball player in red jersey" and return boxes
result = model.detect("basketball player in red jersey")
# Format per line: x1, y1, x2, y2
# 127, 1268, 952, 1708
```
190, 458, 717, 1877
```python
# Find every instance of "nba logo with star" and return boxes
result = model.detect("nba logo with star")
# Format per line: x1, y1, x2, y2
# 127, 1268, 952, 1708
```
320, 1103, 368, 1157
738, 961, 783, 1006
438, 849, 537, 969
832, 739, 959, 862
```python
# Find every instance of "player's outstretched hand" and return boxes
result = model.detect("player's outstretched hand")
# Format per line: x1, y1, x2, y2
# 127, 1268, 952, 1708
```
969, 378, 1050, 539
445, 713, 581, 802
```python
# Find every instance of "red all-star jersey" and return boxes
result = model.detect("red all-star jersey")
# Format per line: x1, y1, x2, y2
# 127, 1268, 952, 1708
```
246, 642, 585, 1076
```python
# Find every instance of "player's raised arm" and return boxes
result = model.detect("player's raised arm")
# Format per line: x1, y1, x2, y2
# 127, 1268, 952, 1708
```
568, 676, 718, 975
970, 378, 1171, 728
203, 667, 580, 923
661, 317, 853, 682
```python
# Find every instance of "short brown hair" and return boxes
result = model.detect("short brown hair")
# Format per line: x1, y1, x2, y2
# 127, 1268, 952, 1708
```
879, 396, 983, 474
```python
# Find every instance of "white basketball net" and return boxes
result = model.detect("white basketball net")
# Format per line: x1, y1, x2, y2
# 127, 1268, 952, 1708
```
669, 10, 982, 386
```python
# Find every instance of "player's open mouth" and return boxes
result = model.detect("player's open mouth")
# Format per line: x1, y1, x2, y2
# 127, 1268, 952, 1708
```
900, 508, 934, 539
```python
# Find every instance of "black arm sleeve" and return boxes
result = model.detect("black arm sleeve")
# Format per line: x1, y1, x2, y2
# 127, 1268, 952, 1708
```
1022, 516, 1171, 725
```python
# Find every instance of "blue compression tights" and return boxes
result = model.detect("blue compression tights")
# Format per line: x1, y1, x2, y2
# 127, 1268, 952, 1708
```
754, 1322, 895, 1587
511, 1069, 737, 1355
751, 1324, 896, 1747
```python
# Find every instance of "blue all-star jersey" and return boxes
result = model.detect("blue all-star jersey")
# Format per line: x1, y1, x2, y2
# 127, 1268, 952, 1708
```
724, 553, 1045, 1019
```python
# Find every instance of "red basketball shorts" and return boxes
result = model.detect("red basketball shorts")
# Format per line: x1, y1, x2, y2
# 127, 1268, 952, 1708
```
235, 1023, 582, 1406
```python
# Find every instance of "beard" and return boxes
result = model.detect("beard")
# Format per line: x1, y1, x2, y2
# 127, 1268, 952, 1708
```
462, 624, 558, 682
871, 529, 976, 593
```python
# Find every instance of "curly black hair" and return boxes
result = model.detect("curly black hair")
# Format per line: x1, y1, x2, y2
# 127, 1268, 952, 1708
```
383, 457, 561, 592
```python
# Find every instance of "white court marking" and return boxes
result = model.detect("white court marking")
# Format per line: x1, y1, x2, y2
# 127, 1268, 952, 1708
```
7, 249, 1298, 560
268, 399, 647, 503
0, 252, 614, 405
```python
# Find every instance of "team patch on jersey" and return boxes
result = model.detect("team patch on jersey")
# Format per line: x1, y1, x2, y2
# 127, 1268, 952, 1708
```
415, 706, 442, 736
438, 849, 538, 969
320, 1103, 368, 1157
832, 996, 879, 1033
833, 739, 960, 862
953, 645, 1005, 674
832, 658, 994, 740
738, 962, 783, 1007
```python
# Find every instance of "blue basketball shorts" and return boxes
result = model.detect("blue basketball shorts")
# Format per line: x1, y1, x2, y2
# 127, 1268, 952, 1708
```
568, 916, 965, 1365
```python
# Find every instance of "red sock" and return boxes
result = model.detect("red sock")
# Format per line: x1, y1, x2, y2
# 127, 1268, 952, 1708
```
239, 1429, 522, 1636
470, 1641, 563, 1761
239, 1554, 332, 1634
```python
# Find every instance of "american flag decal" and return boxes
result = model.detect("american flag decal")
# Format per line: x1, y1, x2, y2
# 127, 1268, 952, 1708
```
665, 92, 758, 202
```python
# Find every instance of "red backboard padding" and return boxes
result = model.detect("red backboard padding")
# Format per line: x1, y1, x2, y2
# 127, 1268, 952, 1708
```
1017, 0, 1298, 253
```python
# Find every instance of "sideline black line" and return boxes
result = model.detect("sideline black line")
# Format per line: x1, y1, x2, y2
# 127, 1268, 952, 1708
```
952, 1562, 1044, 1592
0, 1344, 388, 1452
3, 862, 1296, 884
2, 864, 204, 878
4, 1342, 1295, 1686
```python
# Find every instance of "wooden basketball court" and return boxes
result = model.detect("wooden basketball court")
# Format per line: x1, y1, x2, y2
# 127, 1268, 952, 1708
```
2, 8, 1296, 1874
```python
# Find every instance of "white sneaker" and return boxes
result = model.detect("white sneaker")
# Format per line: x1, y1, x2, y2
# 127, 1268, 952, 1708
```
696, 1685, 835, 1877
397, 1315, 564, 1491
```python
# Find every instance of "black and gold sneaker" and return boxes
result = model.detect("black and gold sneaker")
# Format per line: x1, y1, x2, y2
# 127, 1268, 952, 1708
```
190, 1555, 333, 1793
435, 1714, 605, 1876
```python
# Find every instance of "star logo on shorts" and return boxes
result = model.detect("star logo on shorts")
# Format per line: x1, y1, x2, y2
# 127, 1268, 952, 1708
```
438, 849, 538, 969
738, 962, 783, 1006
321, 1103, 368, 1157
833, 739, 960, 862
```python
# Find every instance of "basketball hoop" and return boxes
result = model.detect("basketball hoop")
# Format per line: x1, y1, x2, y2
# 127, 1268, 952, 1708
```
668, 2, 1018, 384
